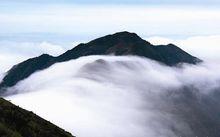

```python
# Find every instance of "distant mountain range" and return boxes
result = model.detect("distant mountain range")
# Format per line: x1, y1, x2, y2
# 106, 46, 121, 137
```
0, 98, 74, 137
0, 31, 202, 94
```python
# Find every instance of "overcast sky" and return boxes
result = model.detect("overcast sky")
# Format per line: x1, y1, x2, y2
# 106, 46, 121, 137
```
1, 0, 220, 5
0, 0, 220, 43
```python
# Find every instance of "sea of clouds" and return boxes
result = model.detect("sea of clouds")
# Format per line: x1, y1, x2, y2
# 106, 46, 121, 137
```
0, 35, 220, 137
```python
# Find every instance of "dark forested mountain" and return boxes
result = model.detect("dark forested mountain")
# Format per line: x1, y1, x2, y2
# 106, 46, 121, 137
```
0, 31, 201, 93
0, 98, 74, 137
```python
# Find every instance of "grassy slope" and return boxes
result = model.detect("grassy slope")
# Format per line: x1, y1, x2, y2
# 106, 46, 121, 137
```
0, 98, 74, 137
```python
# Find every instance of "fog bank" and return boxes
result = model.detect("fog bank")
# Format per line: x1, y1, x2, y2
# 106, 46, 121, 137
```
5, 55, 220, 137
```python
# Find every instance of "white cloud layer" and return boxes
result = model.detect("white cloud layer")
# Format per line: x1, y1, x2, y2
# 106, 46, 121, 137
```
0, 34, 220, 136
5, 55, 220, 137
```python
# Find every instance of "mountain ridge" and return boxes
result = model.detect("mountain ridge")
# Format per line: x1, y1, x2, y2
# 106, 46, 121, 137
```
0, 31, 202, 94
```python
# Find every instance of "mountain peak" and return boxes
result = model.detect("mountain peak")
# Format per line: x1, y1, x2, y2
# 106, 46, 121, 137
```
109, 31, 141, 39
110, 31, 138, 36
0, 32, 202, 93
87, 31, 147, 46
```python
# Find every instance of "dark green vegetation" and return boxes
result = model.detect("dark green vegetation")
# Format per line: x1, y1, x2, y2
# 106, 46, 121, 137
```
0, 31, 201, 93
0, 98, 74, 137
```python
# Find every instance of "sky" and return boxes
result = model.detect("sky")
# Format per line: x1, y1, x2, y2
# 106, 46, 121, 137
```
0, 0, 220, 44
0, 0, 220, 68
1, 0, 220, 5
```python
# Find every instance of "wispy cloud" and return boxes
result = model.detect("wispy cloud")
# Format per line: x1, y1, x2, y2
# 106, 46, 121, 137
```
0, 5, 220, 42
0, 41, 68, 74
147, 35, 220, 61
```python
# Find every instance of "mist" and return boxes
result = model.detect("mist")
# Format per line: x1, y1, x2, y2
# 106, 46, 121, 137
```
3, 54, 220, 137
0, 35, 220, 137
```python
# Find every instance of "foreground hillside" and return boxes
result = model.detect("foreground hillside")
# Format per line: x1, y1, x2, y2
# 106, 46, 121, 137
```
0, 98, 74, 137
